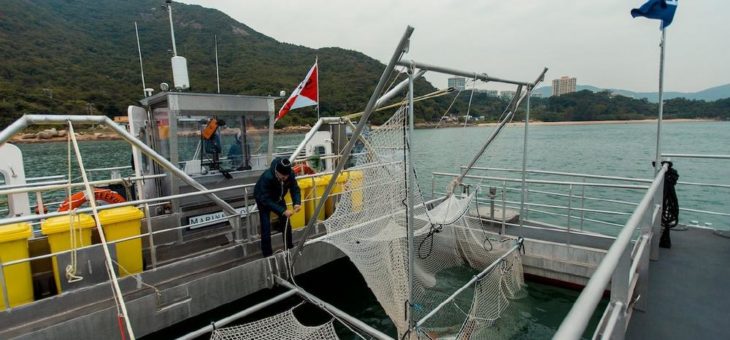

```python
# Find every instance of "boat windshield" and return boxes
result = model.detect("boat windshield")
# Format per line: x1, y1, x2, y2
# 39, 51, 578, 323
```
176, 113, 270, 172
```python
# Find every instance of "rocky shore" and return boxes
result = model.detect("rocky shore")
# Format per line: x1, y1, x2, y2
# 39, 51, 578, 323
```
10, 127, 122, 143
7, 119, 714, 144
9, 124, 314, 144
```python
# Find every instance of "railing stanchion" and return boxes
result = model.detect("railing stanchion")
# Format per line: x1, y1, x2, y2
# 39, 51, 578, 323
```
566, 184, 573, 246
0, 260, 10, 311
143, 203, 157, 269
580, 178, 586, 231
244, 187, 252, 244
501, 180, 507, 234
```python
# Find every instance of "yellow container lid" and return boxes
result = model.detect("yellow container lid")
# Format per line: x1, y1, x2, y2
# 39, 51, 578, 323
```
314, 176, 330, 185
97, 206, 144, 225
297, 177, 315, 189
0, 222, 32, 242
41, 214, 97, 235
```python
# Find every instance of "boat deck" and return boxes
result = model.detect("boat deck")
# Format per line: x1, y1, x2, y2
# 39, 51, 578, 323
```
626, 227, 730, 340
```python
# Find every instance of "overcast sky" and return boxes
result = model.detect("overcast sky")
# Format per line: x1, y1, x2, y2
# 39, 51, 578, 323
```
179, 0, 727, 93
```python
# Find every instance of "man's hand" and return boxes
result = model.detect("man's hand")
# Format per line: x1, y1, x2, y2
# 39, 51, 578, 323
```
283, 209, 295, 218
293, 205, 302, 213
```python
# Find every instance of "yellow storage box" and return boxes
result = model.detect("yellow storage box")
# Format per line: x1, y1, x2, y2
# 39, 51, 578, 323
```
299, 177, 317, 223
0, 222, 33, 308
285, 180, 306, 230
41, 214, 96, 293
324, 172, 350, 217
348, 170, 364, 212
311, 176, 328, 222
98, 207, 144, 277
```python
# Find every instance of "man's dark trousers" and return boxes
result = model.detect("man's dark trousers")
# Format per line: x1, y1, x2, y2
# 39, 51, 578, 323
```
257, 200, 294, 257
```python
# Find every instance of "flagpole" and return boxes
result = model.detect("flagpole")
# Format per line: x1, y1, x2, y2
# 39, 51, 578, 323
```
654, 27, 666, 172
316, 56, 320, 121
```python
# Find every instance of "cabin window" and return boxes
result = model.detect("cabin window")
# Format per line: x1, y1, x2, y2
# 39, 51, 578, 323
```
153, 109, 171, 160
234, 114, 270, 171
174, 113, 272, 173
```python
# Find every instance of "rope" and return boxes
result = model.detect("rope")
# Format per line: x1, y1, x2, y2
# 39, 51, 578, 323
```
67, 122, 136, 339
435, 88, 464, 129
64, 133, 84, 283
660, 161, 679, 248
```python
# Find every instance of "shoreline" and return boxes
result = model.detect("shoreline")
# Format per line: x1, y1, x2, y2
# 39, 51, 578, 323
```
7, 118, 719, 144
480, 118, 715, 127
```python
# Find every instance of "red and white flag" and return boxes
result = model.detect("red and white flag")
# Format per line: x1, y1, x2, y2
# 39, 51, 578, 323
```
276, 61, 318, 121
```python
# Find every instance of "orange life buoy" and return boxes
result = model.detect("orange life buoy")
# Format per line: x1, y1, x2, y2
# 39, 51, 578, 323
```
57, 189, 127, 212
293, 163, 316, 175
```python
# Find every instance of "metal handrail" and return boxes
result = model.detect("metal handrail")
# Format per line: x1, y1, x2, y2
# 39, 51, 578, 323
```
461, 166, 654, 183
461, 165, 730, 189
432, 172, 649, 190
553, 164, 667, 339
662, 153, 730, 160
0, 173, 356, 268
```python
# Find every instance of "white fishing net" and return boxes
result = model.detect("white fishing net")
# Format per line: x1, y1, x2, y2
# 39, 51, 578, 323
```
316, 106, 526, 338
209, 308, 339, 340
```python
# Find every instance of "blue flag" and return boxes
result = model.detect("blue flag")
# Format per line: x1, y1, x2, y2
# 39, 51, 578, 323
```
631, 0, 678, 29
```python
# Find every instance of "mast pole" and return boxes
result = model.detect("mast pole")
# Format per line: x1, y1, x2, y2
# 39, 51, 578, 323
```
215, 34, 220, 93
134, 22, 147, 97
520, 88, 530, 228
406, 63, 416, 338
166, 1, 178, 57
654, 28, 666, 172
316, 56, 320, 121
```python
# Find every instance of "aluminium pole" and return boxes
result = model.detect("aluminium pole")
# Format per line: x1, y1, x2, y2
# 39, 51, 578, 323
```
316, 56, 320, 121
654, 28, 666, 172
215, 34, 220, 94
134, 22, 147, 97
406, 64, 416, 337
520, 89, 530, 228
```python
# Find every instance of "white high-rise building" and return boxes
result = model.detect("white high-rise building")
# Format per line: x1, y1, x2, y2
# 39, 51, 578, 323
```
552, 76, 577, 96
448, 77, 466, 91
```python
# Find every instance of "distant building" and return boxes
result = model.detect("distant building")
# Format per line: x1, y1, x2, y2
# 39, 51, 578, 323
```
531, 92, 543, 98
552, 76, 577, 96
475, 89, 499, 97
448, 77, 466, 91
500, 90, 517, 99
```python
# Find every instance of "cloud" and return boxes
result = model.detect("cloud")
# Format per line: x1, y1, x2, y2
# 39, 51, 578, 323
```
180, 0, 729, 92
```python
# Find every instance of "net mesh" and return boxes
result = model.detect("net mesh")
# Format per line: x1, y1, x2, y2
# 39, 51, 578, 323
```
316, 106, 526, 338
209, 308, 339, 340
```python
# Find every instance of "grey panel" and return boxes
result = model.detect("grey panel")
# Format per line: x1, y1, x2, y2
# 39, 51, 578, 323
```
57, 245, 118, 291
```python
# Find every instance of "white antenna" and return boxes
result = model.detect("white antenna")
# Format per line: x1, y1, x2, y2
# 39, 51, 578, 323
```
215, 34, 220, 93
166, 0, 177, 56
166, 0, 189, 90
134, 22, 148, 97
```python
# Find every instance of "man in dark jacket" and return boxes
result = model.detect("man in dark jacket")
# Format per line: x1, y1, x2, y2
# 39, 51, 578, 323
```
254, 157, 301, 257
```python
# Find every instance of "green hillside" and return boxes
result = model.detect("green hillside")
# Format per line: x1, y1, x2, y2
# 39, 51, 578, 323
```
1, 0, 727, 129
0, 0, 443, 127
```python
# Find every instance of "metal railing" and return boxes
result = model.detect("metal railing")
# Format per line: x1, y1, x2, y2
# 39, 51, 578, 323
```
553, 164, 667, 339
0, 168, 355, 311
431, 171, 649, 237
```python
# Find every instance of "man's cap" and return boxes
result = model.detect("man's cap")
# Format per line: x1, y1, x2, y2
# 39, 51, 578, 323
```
275, 158, 292, 175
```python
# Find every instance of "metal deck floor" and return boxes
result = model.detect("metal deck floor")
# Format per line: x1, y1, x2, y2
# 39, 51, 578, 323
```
626, 227, 730, 340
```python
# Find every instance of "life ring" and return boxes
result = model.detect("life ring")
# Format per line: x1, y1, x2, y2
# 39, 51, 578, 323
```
57, 188, 126, 212
293, 163, 316, 175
